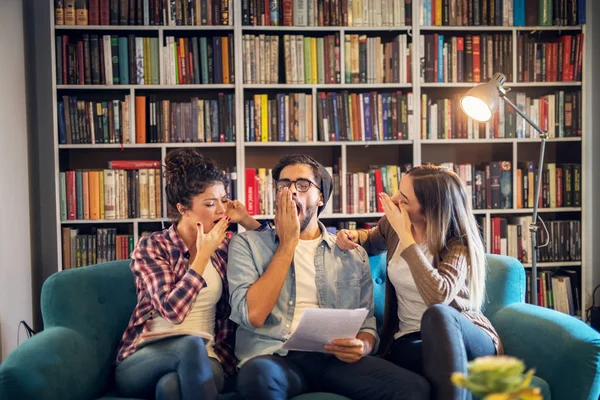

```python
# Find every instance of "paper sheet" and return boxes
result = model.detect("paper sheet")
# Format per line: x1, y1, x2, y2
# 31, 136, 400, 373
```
282, 308, 369, 353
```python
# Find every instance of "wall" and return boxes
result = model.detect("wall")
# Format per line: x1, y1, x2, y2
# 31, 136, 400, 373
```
0, 0, 34, 361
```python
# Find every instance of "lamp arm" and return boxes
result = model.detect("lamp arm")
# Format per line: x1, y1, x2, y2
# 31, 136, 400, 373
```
499, 92, 548, 307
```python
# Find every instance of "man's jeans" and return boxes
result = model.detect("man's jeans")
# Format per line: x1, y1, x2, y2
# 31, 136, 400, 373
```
237, 351, 430, 400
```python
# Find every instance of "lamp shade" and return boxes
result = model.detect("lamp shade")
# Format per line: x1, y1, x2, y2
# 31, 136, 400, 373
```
460, 73, 507, 122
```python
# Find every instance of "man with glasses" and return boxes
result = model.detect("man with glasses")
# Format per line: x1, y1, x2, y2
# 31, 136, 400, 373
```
227, 154, 429, 400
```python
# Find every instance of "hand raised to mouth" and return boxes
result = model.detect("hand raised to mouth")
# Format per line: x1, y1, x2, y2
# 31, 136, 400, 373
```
274, 187, 300, 248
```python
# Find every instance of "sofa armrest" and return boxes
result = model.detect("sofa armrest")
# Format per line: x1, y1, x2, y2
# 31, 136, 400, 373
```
492, 303, 600, 400
0, 327, 101, 400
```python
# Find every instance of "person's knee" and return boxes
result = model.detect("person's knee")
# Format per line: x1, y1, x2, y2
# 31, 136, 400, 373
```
177, 335, 210, 366
155, 372, 181, 400
408, 373, 431, 399
421, 304, 456, 333
237, 357, 283, 398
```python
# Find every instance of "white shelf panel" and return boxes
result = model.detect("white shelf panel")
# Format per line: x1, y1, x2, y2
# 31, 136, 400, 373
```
59, 143, 236, 149
243, 83, 412, 89
241, 26, 411, 32
473, 208, 581, 215
55, 25, 233, 31
419, 25, 583, 32
253, 213, 384, 220
244, 140, 413, 147
522, 261, 582, 268
422, 137, 581, 144
57, 84, 234, 90
61, 218, 167, 224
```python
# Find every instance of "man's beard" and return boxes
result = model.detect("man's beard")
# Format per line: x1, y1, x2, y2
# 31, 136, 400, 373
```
299, 203, 318, 232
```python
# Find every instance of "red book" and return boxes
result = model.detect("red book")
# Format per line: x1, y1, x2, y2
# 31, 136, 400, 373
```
374, 169, 384, 212
89, 0, 99, 25
99, 0, 109, 25
108, 160, 161, 169
66, 170, 77, 219
245, 168, 257, 215
77, 41, 85, 84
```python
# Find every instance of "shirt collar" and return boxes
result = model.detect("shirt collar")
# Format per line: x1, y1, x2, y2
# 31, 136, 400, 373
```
167, 223, 191, 258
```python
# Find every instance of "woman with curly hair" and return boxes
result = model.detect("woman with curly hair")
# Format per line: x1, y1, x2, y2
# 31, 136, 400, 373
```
115, 148, 265, 400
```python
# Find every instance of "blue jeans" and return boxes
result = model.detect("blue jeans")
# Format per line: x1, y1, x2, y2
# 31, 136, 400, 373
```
386, 305, 496, 400
237, 351, 430, 400
115, 336, 224, 400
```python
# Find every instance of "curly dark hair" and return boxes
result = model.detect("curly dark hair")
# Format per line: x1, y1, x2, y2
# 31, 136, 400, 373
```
164, 148, 228, 221
272, 154, 323, 189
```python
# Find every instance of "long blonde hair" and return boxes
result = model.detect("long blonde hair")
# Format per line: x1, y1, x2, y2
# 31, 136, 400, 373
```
406, 165, 487, 311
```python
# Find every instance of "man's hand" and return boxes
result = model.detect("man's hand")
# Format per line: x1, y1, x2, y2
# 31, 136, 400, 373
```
324, 337, 371, 364
274, 187, 300, 249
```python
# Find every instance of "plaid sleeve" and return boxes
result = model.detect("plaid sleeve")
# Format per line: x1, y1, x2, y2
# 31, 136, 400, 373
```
131, 236, 206, 324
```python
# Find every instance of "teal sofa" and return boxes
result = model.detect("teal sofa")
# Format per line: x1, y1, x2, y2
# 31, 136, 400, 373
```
1, 254, 599, 399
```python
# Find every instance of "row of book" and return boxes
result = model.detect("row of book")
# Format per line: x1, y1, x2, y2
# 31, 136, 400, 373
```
344, 34, 411, 84
345, 165, 413, 214
59, 163, 163, 221
518, 33, 584, 83
421, 90, 582, 140
244, 93, 313, 142
55, 0, 234, 26
163, 35, 235, 85
421, 0, 585, 27
61, 227, 134, 269
444, 161, 582, 210
516, 163, 581, 209
490, 216, 581, 263
421, 34, 513, 83
242, 34, 342, 85
243, 0, 413, 27
56, 34, 159, 85
136, 94, 236, 143
58, 95, 129, 144
526, 269, 581, 317
318, 91, 415, 142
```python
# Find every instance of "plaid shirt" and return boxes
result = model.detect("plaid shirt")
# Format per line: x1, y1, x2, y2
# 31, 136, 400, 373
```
116, 223, 267, 375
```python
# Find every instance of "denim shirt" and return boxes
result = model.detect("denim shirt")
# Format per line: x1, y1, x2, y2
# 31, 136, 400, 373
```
227, 221, 379, 367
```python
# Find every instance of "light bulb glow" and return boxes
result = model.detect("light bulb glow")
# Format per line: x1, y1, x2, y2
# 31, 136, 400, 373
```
461, 96, 492, 122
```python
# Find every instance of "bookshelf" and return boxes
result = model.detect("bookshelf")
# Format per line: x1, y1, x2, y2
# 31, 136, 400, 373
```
46, 0, 589, 320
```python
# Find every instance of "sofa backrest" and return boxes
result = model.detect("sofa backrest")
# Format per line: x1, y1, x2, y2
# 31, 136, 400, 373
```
41, 260, 136, 385
368, 252, 526, 323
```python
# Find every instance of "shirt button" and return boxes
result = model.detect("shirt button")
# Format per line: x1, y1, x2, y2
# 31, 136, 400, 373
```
286, 324, 290, 328
289, 301, 293, 305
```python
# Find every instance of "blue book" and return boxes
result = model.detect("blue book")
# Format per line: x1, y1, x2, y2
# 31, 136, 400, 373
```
363, 93, 372, 141
578, 0, 586, 24
118, 37, 129, 84
278, 94, 286, 142
248, 99, 254, 141
513, 0, 525, 26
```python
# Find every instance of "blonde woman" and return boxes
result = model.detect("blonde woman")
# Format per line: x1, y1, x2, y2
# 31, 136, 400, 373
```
337, 165, 501, 400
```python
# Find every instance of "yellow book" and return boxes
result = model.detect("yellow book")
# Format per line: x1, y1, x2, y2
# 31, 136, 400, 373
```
387, 166, 399, 195
144, 37, 151, 85
99, 169, 105, 219
261, 94, 269, 142
222, 36, 230, 84
311, 38, 318, 84
435, 0, 443, 25
89, 171, 100, 220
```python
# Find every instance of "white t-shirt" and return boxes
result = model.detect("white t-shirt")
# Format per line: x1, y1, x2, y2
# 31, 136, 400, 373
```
387, 242, 433, 339
290, 236, 321, 333
146, 259, 222, 359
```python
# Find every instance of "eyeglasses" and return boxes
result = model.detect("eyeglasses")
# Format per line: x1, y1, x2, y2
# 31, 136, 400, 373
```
275, 178, 320, 193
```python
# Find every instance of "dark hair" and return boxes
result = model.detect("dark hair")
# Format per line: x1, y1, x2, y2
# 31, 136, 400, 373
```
164, 148, 228, 221
272, 154, 323, 190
